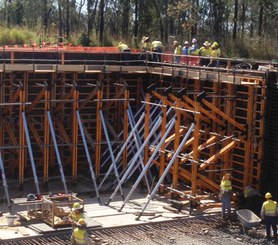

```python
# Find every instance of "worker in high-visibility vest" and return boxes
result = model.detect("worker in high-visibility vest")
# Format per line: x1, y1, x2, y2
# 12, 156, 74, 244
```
118, 42, 131, 63
71, 218, 90, 245
151, 39, 163, 62
261, 192, 278, 242
173, 41, 183, 63
68, 202, 85, 227
139, 36, 151, 60
190, 38, 199, 55
219, 173, 232, 218
198, 41, 212, 66
208, 41, 221, 67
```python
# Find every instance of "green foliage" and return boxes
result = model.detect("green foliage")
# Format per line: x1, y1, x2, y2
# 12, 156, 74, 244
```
79, 33, 91, 46
0, 28, 36, 45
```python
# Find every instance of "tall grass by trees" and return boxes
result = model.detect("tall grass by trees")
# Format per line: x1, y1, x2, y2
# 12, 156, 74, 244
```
0, 0, 277, 60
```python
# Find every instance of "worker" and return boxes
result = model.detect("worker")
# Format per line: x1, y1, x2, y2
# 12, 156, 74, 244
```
70, 218, 90, 245
173, 41, 183, 63
139, 36, 151, 60
118, 42, 131, 62
219, 173, 232, 218
208, 41, 221, 67
141, 36, 151, 52
190, 38, 199, 55
151, 38, 163, 62
69, 202, 85, 227
198, 41, 212, 66
261, 192, 278, 243
182, 41, 190, 64
243, 186, 262, 215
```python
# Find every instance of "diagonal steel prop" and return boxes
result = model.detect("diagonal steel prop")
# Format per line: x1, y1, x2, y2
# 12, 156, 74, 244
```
76, 110, 101, 204
119, 117, 176, 212
126, 109, 151, 192
47, 111, 68, 194
98, 112, 145, 191
99, 110, 124, 200
106, 117, 162, 206
135, 123, 195, 220
21, 112, 41, 196
0, 150, 11, 212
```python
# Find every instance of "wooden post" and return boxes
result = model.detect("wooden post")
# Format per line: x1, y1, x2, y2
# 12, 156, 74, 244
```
172, 98, 181, 190
18, 73, 27, 185
159, 95, 167, 193
95, 80, 102, 174
72, 75, 79, 183
122, 89, 129, 169
143, 93, 150, 166
43, 79, 51, 185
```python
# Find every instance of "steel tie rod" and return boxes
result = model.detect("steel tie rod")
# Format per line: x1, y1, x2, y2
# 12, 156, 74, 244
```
136, 123, 195, 220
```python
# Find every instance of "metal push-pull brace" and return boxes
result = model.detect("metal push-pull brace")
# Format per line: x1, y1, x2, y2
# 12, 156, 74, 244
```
0, 151, 11, 212
97, 112, 146, 191
47, 111, 68, 194
126, 109, 151, 192
21, 112, 41, 196
136, 123, 195, 220
106, 117, 162, 206
119, 117, 176, 212
76, 110, 101, 204
99, 110, 125, 200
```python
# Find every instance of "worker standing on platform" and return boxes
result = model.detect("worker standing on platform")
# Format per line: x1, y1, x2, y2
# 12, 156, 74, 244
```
118, 42, 131, 62
71, 218, 90, 245
219, 173, 232, 218
182, 41, 190, 64
198, 41, 212, 66
190, 38, 199, 55
208, 41, 221, 67
151, 38, 163, 62
139, 36, 151, 60
69, 202, 85, 227
261, 192, 278, 243
173, 41, 183, 63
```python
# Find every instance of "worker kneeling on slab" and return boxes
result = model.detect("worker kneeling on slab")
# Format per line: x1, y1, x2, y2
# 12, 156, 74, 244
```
261, 192, 278, 243
71, 218, 90, 245
69, 202, 85, 228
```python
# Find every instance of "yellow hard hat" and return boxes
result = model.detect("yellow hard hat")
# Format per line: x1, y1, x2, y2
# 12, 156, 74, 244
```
174, 41, 179, 45
72, 202, 83, 210
265, 192, 272, 199
224, 173, 231, 177
203, 41, 210, 46
212, 41, 219, 47
78, 218, 86, 226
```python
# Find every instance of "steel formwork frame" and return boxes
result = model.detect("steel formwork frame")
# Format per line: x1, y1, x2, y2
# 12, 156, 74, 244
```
0, 60, 268, 201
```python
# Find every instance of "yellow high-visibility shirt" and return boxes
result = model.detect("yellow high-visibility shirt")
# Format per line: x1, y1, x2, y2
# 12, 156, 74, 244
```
174, 45, 183, 55
198, 47, 212, 57
151, 41, 163, 50
69, 211, 85, 222
72, 228, 89, 245
220, 179, 232, 191
261, 200, 277, 218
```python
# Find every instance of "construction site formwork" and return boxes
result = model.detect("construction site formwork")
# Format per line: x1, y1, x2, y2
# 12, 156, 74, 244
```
0, 47, 276, 202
